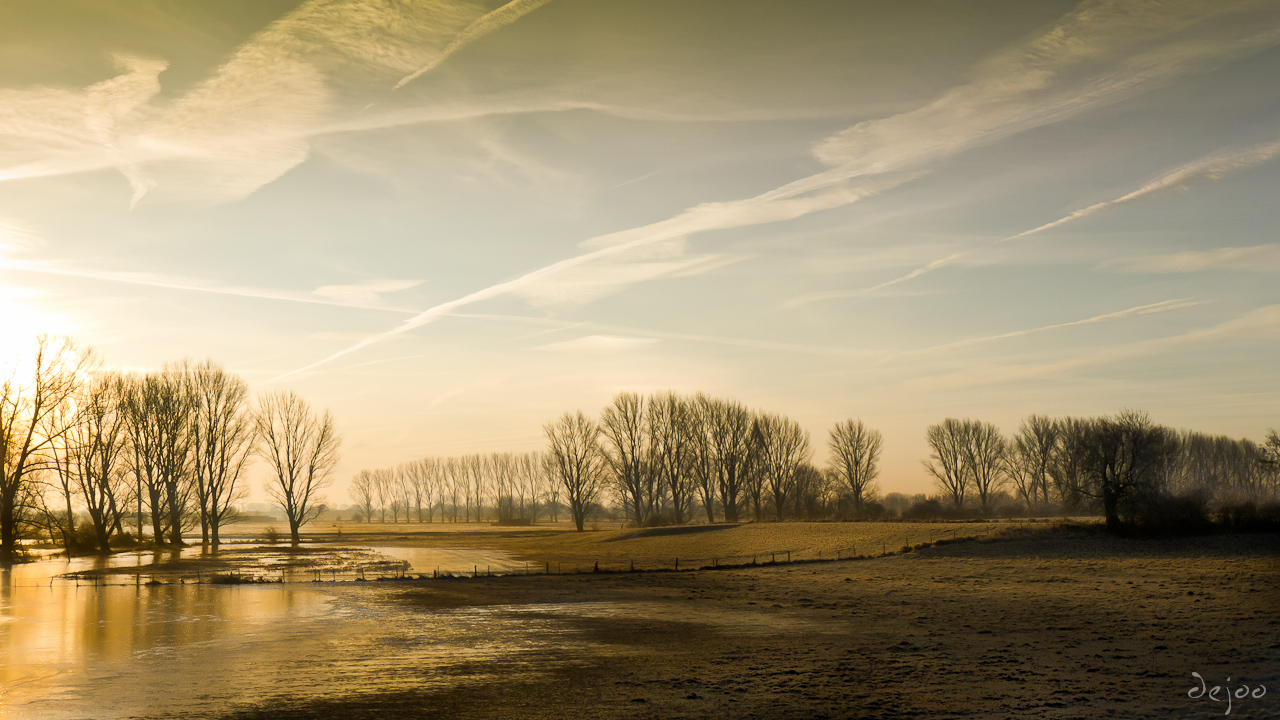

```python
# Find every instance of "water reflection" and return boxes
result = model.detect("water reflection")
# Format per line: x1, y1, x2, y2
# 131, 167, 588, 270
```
0, 551, 592, 720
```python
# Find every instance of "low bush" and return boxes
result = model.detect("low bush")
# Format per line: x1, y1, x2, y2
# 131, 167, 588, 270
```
1215, 501, 1280, 531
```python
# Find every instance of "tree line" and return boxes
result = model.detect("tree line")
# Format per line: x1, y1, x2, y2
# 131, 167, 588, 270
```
349, 392, 885, 531
348, 452, 561, 525
352, 394, 1279, 534
925, 411, 1280, 530
1, 336, 341, 561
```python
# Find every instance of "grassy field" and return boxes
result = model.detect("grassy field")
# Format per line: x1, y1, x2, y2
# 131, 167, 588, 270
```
281, 519, 1053, 571
212, 527, 1280, 720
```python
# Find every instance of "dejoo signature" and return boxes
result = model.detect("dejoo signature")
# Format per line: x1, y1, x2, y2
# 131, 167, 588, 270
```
1188, 672, 1267, 716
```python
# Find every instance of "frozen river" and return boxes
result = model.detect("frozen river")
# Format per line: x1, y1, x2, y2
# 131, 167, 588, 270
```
0, 548, 583, 719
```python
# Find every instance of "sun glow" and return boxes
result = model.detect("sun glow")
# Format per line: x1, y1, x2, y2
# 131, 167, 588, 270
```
0, 281, 77, 359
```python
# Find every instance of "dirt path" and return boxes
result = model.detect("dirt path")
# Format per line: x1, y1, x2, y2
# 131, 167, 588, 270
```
214, 529, 1280, 720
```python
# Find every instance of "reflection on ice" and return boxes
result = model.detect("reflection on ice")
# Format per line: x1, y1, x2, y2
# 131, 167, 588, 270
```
0, 549, 584, 720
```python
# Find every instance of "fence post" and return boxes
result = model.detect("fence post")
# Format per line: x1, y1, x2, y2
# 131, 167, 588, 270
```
675, 557, 679, 571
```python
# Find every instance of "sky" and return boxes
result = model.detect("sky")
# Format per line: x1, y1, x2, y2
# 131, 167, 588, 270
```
2, 0, 1279, 502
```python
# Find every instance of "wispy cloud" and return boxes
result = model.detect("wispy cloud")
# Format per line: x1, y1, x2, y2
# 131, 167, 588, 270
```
394, 0, 557, 90
269, 0, 1280, 380
313, 279, 423, 306
0, 0, 553, 205
1103, 244, 1280, 273
535, 334, 659, 353
0, 252, 422, 314
906, 304, 1280, 392
830, 135, 1280, 301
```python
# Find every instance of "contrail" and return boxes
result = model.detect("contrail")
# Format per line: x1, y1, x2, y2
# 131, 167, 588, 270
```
263, 183, 887, 383
854, 138, 1280, 298
893, 298, 1202, 358
394, 0, 556, 90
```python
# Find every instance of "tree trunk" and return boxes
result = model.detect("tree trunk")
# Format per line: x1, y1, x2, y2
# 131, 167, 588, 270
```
1103, 486, 1121, 532
1, 487, 18, 563
166, 480, 184, 546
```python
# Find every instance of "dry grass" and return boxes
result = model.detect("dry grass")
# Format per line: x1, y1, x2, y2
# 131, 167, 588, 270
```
217, 528, 1280, 720
293, 519, 1064, 570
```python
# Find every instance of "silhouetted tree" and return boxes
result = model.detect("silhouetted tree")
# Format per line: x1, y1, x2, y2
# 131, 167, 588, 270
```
1063, 410, 1178, 531
649, 392, 695, 524
756, 412, 811, 521
60, 372, 130, 551
349, 469, 377, 523
255, 391, 340, 545
688, 394, 719, 522
708, 398, 752, 523
125, 367, 195, 545
186, 360, 254, 547
1006, 415, 1058, 508
924, 419, 969, 508
544, 410, 605, 532
827, 418, 882, 511
962, 420, 1006, 512
1, 336, 89, 562
599, 392, 655, 526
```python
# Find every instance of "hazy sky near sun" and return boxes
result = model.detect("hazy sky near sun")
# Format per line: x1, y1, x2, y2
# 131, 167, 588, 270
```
2, 0, 1280, 501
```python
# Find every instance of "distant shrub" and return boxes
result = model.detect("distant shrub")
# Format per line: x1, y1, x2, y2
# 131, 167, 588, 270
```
902, 498, 948, 520
856, 501, 887, 521
263, 526, 281, 544
1124, 492, 1212, 535
1215, 501, 1280, 531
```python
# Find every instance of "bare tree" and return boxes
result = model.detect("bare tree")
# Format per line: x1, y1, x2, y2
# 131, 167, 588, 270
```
924, 419, 969, 509
1062, 410, 1178, 531
491, 452, 518, 522
962, 420, 1006, 512
1, 336, 88, 562
254, 391, 340, 545
1006, 415, 1058, 508
62, 373, 130, 552
648, 392, 695, 525
599, 392, 655, 526
444, 456, 462, 522
404, 458, 432, 522
756, 413, 811, 521
688, 394, 719, 522
349, 469, 377, 522
744, 417, 768, 521
186, 361, 254, 547
543, 410, 605, 532
464, 453, 486, 522
1262, 429, 1280, 499
45, 394, 83, 550
707, 398, 752, 523
827, 418, 882, 511
372, 467, 393, 522
125, 369, 195, 545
